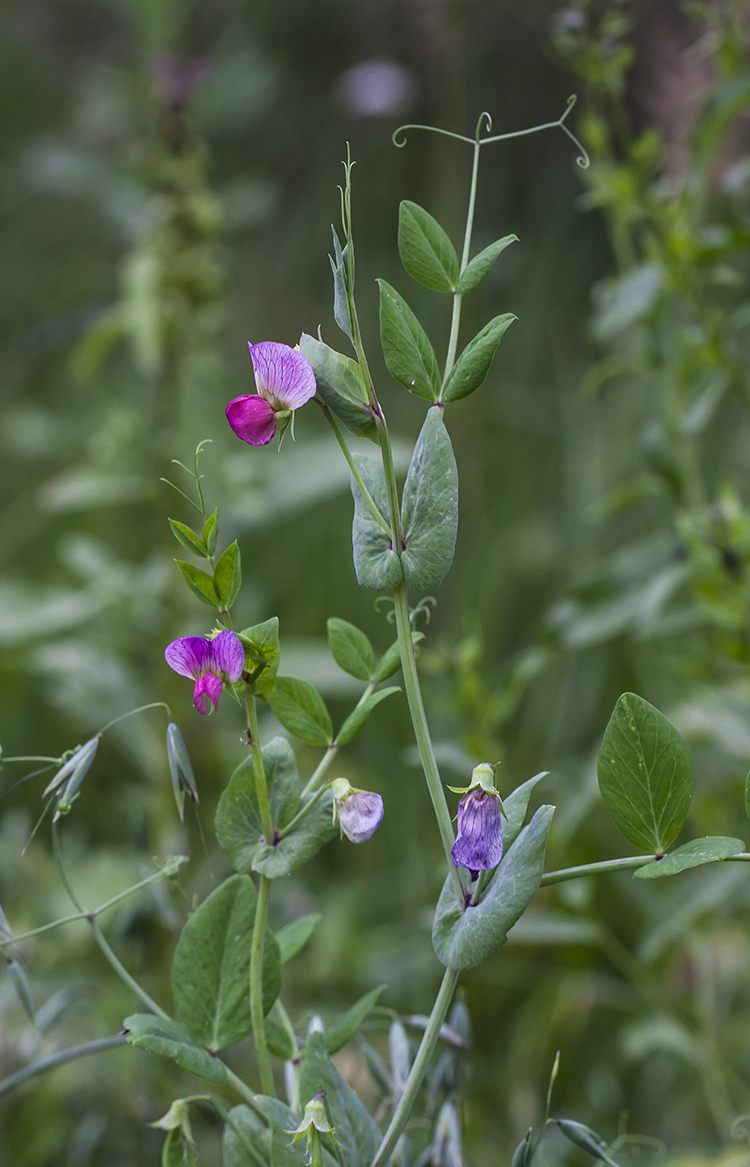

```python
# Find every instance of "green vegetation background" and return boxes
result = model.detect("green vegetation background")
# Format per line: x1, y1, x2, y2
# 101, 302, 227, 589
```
3, 1, 750, 1164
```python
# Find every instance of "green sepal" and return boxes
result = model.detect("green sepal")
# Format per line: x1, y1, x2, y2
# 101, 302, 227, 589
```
456, 234, 518, 294
238, 617, 280, 701
169, 519, 208, 558
398, 200, 459, 293
213, 541, 242, 610
377, 279, 441, 401
440, 314, 516, 403
175, 560, 220, 607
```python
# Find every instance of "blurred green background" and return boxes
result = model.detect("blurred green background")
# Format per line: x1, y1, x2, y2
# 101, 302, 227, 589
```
5, 0, 750, 1164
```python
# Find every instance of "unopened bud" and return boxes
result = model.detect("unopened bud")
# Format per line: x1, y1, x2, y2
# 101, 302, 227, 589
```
166, 721, 199, 821
44, 738, 99, 799
331, 778, 384, 843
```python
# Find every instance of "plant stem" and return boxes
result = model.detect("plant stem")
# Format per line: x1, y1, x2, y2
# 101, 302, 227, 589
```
302, 745, 339, 798
540, 855, 657, 886
0, 862, 187, 947
370, 968, 459, 1167
276, 787, 326, 840
246, 697, 274, 844
442, 138, 481, 386
251, 874, 275, 1097
223, 1066, 271, 1120
392, 584, 462, 900
322, 407, 391, 535
0, 1035, 127, 1099
52, 822, 170, 1019
377, 417, 404, 551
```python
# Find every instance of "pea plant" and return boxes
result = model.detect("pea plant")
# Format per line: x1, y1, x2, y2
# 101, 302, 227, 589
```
4, 97, 750, 1167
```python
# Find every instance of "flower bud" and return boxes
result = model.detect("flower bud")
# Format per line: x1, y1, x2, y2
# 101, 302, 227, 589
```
44, 738, 99, 798
451, 787, 503, 882
166, 721, 199, 821
288, 1090, 337, 1165
331, 778, 384, 843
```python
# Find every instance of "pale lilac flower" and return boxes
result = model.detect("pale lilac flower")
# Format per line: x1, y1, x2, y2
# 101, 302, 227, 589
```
331, 778, 384, 843
451, 788, 503, 882
226, 342, 317, 447
165, 630, 244, 714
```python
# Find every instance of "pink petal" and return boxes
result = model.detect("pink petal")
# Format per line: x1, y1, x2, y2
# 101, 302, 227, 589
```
165, 636, 211, 679
248, 341, 316, 411
210, 630, 245, 682
193, 673, 223, 714
226, 395, 277, 446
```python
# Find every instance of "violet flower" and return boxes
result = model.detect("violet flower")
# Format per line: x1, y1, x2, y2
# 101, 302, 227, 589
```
449, 763, 505, 881
331, 778, 384, 843
164, 630, 244, 714
226, 342, 316, 447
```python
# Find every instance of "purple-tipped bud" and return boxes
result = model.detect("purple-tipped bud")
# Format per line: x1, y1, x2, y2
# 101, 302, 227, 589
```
332, 779, 384, 843
451, 788, 503, 881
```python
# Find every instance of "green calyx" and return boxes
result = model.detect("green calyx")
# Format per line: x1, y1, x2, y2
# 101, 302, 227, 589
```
447, 762, 506, 816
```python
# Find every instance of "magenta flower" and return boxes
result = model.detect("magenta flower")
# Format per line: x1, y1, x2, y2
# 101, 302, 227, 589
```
451, 788, 503, 882
165, 630, 245, 714
226, 342, 317, 447
332, 779, 384, 843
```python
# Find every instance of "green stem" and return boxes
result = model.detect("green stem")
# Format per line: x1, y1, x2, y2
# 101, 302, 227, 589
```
276, 786, 327, 840
539, 855, 658, 886
223, 1066, 271, 1121
378, 418, 404, 551
0, 1035, 127, 1100
246, 697, 274, 844
251, 874, 275, 1097
392, 584, 462, 901
52, 822, 170, 1019
322, 406, 391, 536
0, 862, 187, 947
370, 968, 459, 1167
442, 137, 481, 386
302, 745, 340, 798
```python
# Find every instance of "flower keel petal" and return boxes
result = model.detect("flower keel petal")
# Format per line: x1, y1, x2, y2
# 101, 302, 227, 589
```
226, 395, 277, 446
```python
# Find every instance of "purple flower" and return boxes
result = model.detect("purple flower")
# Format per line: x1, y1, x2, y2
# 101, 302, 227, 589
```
451, 788, 503, 881
165, 630, 244, 714
150, 52, 211, 108
332, 779, 384, 843
226, 342, 317, 447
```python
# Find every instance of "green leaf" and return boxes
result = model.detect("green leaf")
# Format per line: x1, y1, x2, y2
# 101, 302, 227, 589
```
432, 804, 555, 970
162, 1128, 198, 1167
222, 1102, 270, 1167
238, 617, 280, 701
597, 692, 693, 853
502, 771, 548, 850
440, 314, 516, 403
456, 235, 518, 294
175, 560, 220, 608
270, 677, 333, 746
372, 632, 425, 682
351, 454, 403, 590
336, 687, 401, 746
276, 912, 321, 965
265, 1016, 296, 1060
324, 985, 386, 1054
123, 1014, 227, 1084
169, 519, 208, 558
377, 279, 441, 402
202, 509, 218, 557
633, 836, 745, 880
171, 874, 280, 1050
400, 406, 458, 592
216, 738, 337, 879
299, 334, 378, 444
213, 541, 242, 610
398, 200, 458, 293
327, 617, 376, 681
300, 1032, 382, 1166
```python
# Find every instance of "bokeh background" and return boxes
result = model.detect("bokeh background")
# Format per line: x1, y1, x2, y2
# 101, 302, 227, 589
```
4, 0, 750, 1164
